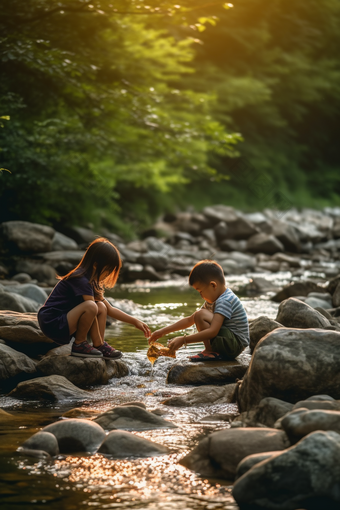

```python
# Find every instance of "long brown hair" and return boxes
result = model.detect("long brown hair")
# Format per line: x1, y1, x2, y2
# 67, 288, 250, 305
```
58, 237, 122, 290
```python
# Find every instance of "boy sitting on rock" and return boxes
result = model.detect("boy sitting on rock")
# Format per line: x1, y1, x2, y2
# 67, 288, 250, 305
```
148, 260, 249, 361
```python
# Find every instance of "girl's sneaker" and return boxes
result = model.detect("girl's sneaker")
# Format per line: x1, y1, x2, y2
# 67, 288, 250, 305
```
71, 340, 103, 358
96, 341, 123, 359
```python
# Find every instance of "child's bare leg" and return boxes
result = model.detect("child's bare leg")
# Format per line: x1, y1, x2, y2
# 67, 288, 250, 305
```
194, 309, 216, 354
89, 301, 107, 347
67, 301, 98, 344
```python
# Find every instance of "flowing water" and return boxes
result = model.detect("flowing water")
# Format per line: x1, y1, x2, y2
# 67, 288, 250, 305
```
0, 273, 292, 510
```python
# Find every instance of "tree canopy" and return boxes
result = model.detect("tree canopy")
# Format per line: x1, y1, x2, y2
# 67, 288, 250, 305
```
0, 0, 239, 232
1, 0, 339, 235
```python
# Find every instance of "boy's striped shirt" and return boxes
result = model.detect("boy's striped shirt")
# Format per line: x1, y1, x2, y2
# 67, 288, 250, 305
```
203, 288, 249, 347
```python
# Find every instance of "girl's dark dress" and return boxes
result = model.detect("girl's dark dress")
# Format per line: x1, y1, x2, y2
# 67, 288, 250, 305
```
38, 275, 94, 345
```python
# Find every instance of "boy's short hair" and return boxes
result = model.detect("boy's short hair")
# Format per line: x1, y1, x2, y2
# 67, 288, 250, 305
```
189, 260, 225, 286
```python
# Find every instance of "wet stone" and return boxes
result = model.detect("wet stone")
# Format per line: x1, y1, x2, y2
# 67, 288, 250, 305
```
8, 374, 93, 402
181, 427, 289, 481
43, 418, 106, 453
94, 405, 177, 431
22, 431, 59, 456
98, 430, 169, 458
166, 360, 248, 386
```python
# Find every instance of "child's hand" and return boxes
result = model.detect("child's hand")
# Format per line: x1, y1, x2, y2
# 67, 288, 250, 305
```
167, 336, 185, 352
148, 331, 162, 345
134, 320, 151, 338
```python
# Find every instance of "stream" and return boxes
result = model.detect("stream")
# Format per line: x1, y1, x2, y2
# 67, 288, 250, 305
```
0, 272, 297, 510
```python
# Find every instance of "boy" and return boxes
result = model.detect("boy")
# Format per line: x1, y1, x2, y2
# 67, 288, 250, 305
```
148, 260, 249, 361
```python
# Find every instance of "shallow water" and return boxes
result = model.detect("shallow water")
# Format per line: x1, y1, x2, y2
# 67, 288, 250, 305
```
0, 273, 294, 510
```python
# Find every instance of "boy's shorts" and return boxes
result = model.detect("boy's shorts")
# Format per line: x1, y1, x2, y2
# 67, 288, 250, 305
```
210, 326, 244, 360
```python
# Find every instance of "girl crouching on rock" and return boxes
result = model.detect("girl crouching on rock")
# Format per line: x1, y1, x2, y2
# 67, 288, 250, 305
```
38, 237, 150, 358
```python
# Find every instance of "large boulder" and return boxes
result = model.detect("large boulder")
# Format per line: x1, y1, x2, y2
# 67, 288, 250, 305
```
233, 431, 340, 509
0, 221, 55, 253
246, 233, 284, 255
37, 355, 129, 386
37, 355, 109, 387
0, 287, 40, 313
249, 316, 283, 353
180, 428, 289, 480
0, 311, 52, 344
166, 360, 248, 386
276, 298, 332, 329
0, 344, 36, 381
94, 405, 177, 431
8, 375, 92, 401
162, 384, 236, 407
98, 430, 169, 458
237, 328, 340, 412
43, 419, 105, 453
22, 431, 59, 456
281, 408, 340, 442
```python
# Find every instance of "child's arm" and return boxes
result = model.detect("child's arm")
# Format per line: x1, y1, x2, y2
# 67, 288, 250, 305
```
148, 314, 195, 344
103, 299, 151, 338
168, 313, 224, 351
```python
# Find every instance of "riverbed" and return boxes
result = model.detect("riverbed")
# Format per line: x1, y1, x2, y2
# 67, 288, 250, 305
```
0, 273, 293, 510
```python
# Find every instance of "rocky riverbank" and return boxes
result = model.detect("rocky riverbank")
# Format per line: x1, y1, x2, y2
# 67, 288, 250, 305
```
1, 205, 340, 292
2, 206, 340, 509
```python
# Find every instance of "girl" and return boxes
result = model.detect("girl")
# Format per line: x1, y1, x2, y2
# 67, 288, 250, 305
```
38, 237, 151, 358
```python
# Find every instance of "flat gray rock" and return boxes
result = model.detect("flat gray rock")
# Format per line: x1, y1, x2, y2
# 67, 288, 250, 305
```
94, 405, 177, 431
8, 375, 92, 401
98, 430, 169, 458
166, 359, 248, 386
43, 419, 105, 453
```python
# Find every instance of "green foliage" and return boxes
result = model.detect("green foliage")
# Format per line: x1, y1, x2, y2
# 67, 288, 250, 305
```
191, 0, 340, 207
0, 0, 239, 232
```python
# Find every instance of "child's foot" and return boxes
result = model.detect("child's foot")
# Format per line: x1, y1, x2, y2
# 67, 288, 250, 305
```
71, 340, 103, 358
189, 351, 225, 362
96, 341, 123, 360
